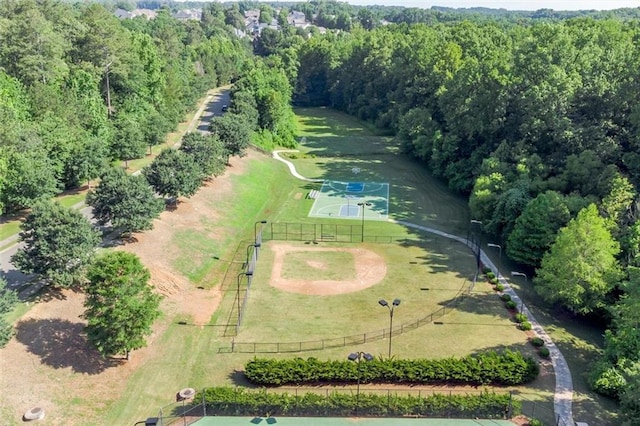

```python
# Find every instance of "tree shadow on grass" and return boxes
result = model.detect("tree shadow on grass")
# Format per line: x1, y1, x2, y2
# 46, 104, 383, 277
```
15, 318, 123, 374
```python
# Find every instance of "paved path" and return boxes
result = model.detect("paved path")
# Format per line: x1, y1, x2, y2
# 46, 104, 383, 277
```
271, 149, 574, 426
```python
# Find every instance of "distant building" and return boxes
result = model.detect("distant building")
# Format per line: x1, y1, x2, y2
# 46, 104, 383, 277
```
114, 8, 157, 19
172, 9, 202, 21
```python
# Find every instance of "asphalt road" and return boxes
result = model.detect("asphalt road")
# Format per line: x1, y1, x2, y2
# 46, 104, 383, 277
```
0, 87, 231, 294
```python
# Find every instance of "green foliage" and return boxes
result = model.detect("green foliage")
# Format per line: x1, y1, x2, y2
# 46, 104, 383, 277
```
11, 201, 101, 288
505, 301, 517, 310
84, 251, 161, 359
485, 271, 496, 280
500, 294, 511, 302
530, 337, 545, 347
1, 146, 59, 213
0, 277, 18, 348
538, 347, 550, 358
208, 115, 252, 158
535, 204, 623, 314
494, 283, 504, 291
244, 351, 539, 387
87, 167, 164, 235
520, 321, 532, 331
179, 132, 228, 179
144, 149, 202, 201
589, 359, 627, 399
506, 191, 571, 267
198, 386, 519, 418
514, 313, 527, 324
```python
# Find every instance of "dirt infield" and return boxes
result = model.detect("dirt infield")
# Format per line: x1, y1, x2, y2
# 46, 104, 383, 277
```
269, 243, 386, 295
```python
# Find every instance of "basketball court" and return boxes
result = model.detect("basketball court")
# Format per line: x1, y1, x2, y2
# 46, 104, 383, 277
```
308, 180, 389, 221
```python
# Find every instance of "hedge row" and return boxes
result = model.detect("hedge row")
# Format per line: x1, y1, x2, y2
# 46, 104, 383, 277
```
197, 386, 520, 419
244, 350, 539, 387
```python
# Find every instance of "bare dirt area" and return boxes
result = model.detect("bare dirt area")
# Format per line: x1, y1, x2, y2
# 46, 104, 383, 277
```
269, 242, 387, 295
0, 151, 255, 425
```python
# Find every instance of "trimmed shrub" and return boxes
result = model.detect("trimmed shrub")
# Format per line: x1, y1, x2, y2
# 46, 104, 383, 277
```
482, 266, 492, 275
505, 300, 517, 310
520, 321, 532, 331
514, 313, 527, 324
538, 347, 550, 358
530, 337, 545, 347
500, 294, 511, 302
244, 351, 539, 387
490, 277, 499, 285
494, 283, 504, 291
198, 387, 520, 419
485, 271, 496, 280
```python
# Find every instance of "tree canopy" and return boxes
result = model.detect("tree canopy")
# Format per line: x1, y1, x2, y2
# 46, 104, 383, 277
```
11, 201, 101, 288
84, 251, 161, 359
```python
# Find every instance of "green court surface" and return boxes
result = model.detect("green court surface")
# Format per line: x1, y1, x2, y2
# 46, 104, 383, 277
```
309, 180, 389, 220
192, 417, 514, 425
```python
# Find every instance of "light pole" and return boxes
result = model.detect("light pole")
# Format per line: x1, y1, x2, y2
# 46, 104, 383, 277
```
487, 243, 502, 277
357, 202, 372, 242
347, 351, 374, 416
254, 220, 267, 246
511, 271, 528, 313
379, 298, 400, 358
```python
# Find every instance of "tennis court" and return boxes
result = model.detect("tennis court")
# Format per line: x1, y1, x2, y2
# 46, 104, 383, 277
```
192, 416, 515, 425
309, 180, 389, 221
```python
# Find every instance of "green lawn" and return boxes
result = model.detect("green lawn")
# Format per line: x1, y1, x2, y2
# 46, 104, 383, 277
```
5, 107, 618, 426
103, 107, 563, 426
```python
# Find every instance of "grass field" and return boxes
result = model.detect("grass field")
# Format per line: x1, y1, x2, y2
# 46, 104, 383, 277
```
2, 107, 617, 426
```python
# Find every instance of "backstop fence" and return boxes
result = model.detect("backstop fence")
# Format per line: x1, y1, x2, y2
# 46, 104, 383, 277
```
263, 221, 418, 244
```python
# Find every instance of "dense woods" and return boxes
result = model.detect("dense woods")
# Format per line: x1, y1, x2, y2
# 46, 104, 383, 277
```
282, 5, 640, 418
2, 0, 640, 421
0, 0, 251, 214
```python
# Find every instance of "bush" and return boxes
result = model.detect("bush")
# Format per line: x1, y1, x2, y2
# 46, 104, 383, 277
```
514, 313, 527, 323
500, 294, 511, 302
530, 337, 545, 347
198, 387, 520, 418
485, 271, 496, 280
482, 266, 492, 274
520, 321, 532, 331
505, 300, 517, 310
529, 419, 544, 426
494, 283, 504, 291
244, 350, 539, 387
490, 277, 499, 285
538, 347, 550, 358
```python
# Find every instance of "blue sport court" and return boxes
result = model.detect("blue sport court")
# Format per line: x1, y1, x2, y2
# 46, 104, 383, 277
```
308, 181, 389, 221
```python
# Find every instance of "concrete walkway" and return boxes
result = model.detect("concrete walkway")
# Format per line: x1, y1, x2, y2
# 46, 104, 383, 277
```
271, 149, 575, 426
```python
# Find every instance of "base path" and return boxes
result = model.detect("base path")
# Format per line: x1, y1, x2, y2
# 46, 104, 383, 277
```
273, 147, 575, 426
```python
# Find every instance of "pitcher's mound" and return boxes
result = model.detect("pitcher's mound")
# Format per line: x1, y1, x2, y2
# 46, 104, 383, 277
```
269, 243, 386, 295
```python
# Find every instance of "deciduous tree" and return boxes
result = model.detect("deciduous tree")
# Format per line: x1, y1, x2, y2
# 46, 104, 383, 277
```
534, 204, 622, 314
84, 251, 161, 359
11, 201, 101, 288
143, 148, 201, 202
87, 167, 164, 236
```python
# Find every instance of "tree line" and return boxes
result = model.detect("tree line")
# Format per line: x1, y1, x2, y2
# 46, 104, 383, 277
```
0, 0, 250, 215
277, 14, 640, 423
